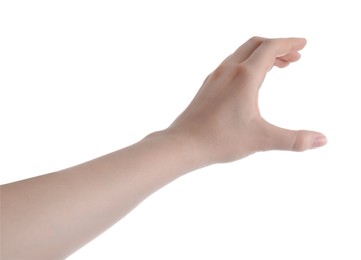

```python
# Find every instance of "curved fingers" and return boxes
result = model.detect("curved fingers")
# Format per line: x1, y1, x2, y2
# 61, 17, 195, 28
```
244, 38, 307, 74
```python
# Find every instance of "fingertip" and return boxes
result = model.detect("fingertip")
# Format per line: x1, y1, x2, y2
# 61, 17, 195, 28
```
292, 52, 302, 61
274, 59, 290, 68
311, 134, 328, 149
298, 37, 307, 44
292, 37, 307, 50
289, 130, 327, 152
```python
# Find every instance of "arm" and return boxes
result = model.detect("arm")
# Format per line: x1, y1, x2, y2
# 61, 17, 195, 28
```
0, 37, 327, 259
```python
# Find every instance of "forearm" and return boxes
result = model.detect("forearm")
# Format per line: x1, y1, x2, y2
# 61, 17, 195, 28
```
1, 130, 204, 260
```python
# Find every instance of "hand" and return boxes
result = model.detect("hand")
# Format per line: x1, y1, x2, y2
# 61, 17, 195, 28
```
167, 37, 327, 164
0, 37, 328, 259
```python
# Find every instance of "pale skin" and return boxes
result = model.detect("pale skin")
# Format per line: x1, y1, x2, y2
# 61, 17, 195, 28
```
0, 37, 327, 259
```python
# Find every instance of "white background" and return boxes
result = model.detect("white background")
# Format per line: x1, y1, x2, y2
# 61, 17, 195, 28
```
1, 1, 360, 259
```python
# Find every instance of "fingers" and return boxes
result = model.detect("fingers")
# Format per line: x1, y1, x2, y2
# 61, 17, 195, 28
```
277, 51, 302, 63
223, 37, 304, 70
262, 122, 327, 151
243, 38, 327, 152
225, 36, 265, 64
274, 59, 290, 68
273, 51, 302, 68
244, 38, 307, 74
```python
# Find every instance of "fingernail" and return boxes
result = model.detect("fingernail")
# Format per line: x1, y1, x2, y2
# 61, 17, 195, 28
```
311, 135, 327, 149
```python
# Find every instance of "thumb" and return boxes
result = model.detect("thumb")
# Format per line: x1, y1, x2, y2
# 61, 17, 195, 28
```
263, 122, 327, 152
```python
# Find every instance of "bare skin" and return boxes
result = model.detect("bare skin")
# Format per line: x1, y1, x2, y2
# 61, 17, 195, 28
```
0, 37, 327, 259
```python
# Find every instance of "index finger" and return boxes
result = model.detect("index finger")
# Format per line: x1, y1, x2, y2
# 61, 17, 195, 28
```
244, 38, 307, 75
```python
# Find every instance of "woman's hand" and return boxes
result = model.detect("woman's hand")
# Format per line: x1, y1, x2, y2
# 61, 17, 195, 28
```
168, 37, 327, 164
1, 36, 328, 260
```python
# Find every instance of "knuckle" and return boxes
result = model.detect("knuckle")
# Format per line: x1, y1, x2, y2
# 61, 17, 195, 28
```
212, 63, 228, 79
229, 64, 254, 83
249, 36, 264, 45
232, 64, 250, 76
262, 38, 274, 47
216, 63, 251, 80
212, 63, 253, 82
292, 131, 309, 152
261, 39, 280, 54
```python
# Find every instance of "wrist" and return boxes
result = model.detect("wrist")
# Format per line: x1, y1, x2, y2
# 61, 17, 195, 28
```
144, 128, 211, 174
